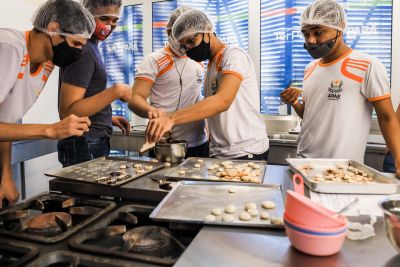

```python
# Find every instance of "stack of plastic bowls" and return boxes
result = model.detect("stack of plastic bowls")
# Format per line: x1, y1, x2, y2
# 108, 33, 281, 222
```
284, 190, 348, 256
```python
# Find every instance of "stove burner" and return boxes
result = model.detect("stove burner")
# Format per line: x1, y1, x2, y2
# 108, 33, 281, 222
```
22, 212, 72, 237
122, 226, 171, 256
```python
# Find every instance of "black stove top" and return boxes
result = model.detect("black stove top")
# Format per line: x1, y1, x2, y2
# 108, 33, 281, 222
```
69, 204, 199, 266
0, 239, 39, 267
0, 193, 116, 243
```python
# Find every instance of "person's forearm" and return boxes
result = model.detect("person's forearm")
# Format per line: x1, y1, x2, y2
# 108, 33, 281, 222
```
171, 94, 228, 126
0, 142, 12, 181
292, 102, 304, 119
0, 124, 52, 141
128, 95, 154, 118
60, 88, 119, 119
378, 113, 400, 163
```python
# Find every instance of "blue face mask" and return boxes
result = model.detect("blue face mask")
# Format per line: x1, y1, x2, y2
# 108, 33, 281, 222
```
186, 33, 211, 62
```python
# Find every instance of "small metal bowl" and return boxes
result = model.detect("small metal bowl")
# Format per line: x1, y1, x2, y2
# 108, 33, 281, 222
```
379, 195, 400, 253
155, 140, 187, 163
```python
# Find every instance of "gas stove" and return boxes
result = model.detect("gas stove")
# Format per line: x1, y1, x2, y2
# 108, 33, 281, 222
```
69, 204, 198, 266
0, 193, 199, 266
0, 192, 116, 243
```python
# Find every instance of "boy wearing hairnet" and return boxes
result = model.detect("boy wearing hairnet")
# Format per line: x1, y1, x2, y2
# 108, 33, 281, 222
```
57, 0, 132, 167
280, 0, 400, 177
129, 6, 208, 158
0, 0, 95, 207
145, 9, 269, 160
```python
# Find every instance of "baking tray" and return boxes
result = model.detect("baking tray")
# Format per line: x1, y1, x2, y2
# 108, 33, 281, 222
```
45, 156, 164, 187
164, 157, 267, 184
150, 181, 285, 229
286, 158, 400, 194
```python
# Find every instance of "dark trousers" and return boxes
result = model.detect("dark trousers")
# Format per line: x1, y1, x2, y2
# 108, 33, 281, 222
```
57, 136, 110, 167
149, 141, 209, 159
383, 151, 396, 173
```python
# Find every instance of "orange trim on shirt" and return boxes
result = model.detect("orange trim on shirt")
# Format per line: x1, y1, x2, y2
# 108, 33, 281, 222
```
368, 93, 391, 102
157, 56, 174, 77
135, 76, 155, 84
348, 58, 371, 65
347, 60, 370, 69
341, 58, 365, 83
223, 70, 244, 81
164, 46, 187, 59
18, 73, 24, 79
209, 44, 227, 65
304, 62, 317, 81
318, 49, 353, 67
25, 30, 43, 77
157, 57, 169, 66
42, 75, 48, 82
345, 64, 368, 72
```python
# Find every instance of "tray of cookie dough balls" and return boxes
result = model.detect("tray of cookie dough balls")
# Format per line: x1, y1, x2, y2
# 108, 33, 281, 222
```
45, 156, 165, 187
286, 158, 400, 194
164, 157, 267, 184
150, 181, 285, 229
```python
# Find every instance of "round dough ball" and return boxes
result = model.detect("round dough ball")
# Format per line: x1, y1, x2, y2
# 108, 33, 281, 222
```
204, 214, 216, 222
225, 205, 237, 214
228, 188, 237, 193
211, 208, 222, 216
271, 217, 283, 225
197, 159, 204, 163
179, 170, 186, 175
209, 176, 219, 180
194, 164, 201, 168
262, 201, 276, 209
164, 162, 172, 167
245, 202, 257, 210
247, 208, 258, 217
222, 214, 234, 222
260, 212, 270, 220
239, 212, 252, 221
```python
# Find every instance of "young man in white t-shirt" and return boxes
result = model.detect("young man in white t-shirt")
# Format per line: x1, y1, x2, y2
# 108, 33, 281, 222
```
129, 6, 208, 157
280, 0, 400, 177
0, 0, 96, 207
144, 9, 269, 160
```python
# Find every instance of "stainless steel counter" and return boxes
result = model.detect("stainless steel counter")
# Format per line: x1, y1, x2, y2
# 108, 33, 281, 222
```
175, 165, 399, 267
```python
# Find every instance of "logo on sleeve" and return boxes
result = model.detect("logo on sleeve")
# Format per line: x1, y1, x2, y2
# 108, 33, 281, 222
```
328, 80, 343, 101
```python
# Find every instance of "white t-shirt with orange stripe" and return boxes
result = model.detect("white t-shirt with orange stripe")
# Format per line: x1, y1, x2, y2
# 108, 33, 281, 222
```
205, 45, 269, 158
298, 49, 390, 162
135, 47, 207, 148
0, 29, 54, 123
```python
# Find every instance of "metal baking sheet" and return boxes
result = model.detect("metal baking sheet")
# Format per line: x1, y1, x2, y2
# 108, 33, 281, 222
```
45, 156, 164, 187
150, 181, 285, 229
286, 158, 400, 194
164, 157, 267, 184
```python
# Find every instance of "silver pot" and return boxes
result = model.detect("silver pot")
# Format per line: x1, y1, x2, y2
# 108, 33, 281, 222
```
155, 141, 187, 163
379, 195, 400, 253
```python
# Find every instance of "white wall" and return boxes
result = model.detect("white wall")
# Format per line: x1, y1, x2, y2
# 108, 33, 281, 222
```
0, 0, 60, 124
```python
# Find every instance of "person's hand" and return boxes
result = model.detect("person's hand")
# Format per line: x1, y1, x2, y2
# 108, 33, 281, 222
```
280, 88, 302, 105
395, 161, 400, 179
0, 175, 19, 208
112, 116, 131, 135
112, 84, 132, 102
148, 108, 167, 120
145, 116, 174, 143
47, 114, 91, 139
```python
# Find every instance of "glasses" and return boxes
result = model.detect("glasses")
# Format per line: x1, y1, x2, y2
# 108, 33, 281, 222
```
179, 33, 201, 52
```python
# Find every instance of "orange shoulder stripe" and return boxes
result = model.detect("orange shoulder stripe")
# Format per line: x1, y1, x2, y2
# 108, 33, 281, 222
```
348, 58, 371, 64
341, 58, 364, 83
157, 55, 174, 77
304, 62, 317, 81
368, 93, 391, 102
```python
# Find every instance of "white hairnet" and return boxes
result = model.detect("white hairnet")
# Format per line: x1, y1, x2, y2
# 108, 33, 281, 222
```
172, 9, 214, 41
301, 0, 347, 32
166, 6, 193, 31
81, 0, 123, 18
32, 0, 95, 39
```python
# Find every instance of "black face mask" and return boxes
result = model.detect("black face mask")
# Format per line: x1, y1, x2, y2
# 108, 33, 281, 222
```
303, 31, 340, 59
51, 36, 82, 68
186, 33, 211, 62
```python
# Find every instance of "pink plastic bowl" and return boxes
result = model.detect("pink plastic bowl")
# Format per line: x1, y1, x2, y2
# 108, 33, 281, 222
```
285, 222, 346, 256
284, 213, 347, 233
285, 190, 346, 228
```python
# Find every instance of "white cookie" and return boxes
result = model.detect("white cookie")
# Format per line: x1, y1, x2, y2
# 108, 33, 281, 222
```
262, 201, 276, 209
